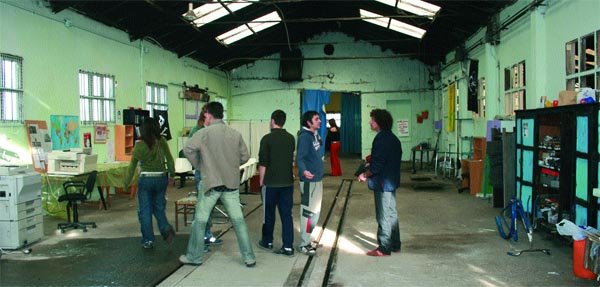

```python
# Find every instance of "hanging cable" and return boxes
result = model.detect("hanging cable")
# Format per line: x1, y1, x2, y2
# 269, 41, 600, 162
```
272, 4, 292, 51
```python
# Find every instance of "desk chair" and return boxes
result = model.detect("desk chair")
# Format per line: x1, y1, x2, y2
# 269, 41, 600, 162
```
57, 171, 98, 233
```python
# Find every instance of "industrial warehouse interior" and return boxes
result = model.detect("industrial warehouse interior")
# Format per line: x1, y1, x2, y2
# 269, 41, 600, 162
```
1, 0, 600, 286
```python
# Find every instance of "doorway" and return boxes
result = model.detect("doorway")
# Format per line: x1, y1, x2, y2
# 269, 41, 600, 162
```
324, 92, 361, 155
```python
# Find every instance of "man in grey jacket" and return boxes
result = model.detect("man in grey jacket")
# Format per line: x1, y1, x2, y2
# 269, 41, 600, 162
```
180, 101, 256, 267
296, 110, 324, 255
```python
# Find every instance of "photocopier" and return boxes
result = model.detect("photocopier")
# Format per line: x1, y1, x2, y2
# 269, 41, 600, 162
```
0, 165, 43, 249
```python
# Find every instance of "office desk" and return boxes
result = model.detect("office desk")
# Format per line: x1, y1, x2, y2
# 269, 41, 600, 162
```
42, 162, 138, 218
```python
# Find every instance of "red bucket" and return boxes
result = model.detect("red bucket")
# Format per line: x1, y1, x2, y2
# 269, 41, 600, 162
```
573, 239, 596, 280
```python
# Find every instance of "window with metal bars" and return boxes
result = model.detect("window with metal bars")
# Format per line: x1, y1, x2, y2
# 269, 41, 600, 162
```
0, 54, 23, 123
79, 70, 115, 124
146, 82, 168, 116
504, 61, 526, 116
565, 31, 599, 92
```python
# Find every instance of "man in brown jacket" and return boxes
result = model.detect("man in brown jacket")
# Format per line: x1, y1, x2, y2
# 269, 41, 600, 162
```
179, 101, 256, 267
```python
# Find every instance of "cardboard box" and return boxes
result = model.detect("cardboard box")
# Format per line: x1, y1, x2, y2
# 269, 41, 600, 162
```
558, 90, 578, 106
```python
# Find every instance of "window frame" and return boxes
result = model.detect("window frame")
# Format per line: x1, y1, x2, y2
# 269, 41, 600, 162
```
504, 61, 526, 116
565, 31, 599, 92
474, 77, 486, 118
0, 53, 24, 123
146, 82, 168, 116
78, 70, 116, 124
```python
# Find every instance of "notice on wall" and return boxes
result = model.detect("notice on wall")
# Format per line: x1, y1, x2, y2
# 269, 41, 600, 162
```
397, 119, 409, 137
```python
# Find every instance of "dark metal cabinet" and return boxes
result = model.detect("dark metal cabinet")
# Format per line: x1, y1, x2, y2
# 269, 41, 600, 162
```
515, 104, 599, 228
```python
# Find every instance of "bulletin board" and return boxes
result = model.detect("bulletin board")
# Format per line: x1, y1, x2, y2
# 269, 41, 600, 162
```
24, 120, 52, 172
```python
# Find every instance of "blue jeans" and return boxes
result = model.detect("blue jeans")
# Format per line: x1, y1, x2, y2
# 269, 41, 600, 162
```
194, 170, 213, 239
261, 185, 294, 248
373, 190, 401, 254
184, 188, 255, 264
137, 174, 172, 244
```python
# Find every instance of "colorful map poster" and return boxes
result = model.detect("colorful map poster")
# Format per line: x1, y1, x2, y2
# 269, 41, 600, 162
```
50, 115, 80, 150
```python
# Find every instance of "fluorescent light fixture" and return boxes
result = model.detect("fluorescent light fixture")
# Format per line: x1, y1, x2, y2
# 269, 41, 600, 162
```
184, 1, 253, 27
360, 9, 426, 39
216, 11, 281, 45
374, 0, 441, 19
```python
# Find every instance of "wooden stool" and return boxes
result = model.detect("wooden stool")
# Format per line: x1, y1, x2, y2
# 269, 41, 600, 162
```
175, 196, 197, 232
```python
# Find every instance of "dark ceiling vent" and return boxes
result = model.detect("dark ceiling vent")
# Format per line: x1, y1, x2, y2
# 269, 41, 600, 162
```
279, 49, 303, 82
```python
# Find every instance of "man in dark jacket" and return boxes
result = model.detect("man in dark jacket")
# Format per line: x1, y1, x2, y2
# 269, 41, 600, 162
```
257, 110, 296, 256
296, 110, 324, 255
358, 108, 402, 256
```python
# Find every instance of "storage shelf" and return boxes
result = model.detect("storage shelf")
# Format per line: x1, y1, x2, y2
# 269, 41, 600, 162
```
538, 164, 560, 171
538, 146, 561, 151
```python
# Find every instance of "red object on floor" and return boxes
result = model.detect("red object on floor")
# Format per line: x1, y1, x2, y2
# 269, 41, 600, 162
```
573, 239, 596, 279
330, 141, 342, 176
366, 248, 390, 257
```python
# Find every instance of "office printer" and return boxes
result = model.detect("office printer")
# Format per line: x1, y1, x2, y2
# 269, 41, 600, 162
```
0, 165, 43, 249
47, 149, 98, 174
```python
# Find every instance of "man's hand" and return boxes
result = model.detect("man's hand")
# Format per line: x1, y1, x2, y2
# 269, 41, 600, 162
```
357, 173, 367, 182
303, 170, 314, 180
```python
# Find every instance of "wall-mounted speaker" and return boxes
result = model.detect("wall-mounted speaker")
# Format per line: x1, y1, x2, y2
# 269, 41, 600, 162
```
279, 49, 303, 82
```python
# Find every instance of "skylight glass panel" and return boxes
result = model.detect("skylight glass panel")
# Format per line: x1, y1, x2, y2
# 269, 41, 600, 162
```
247, 11, 281, 33
374, 0, 440, 19
216, 11, 281, 45
217, 25, 251, 45
359, 9, 389, 29
360, 9, 426, 39
188, 1, 253, 27
389, 18, 426, 38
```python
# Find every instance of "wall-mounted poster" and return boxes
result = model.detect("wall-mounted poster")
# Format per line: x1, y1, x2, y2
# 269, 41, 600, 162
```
24, 120, 52, 172
94, 123, 108, 144
50, 115, 80, 150
397, 119, 409, 137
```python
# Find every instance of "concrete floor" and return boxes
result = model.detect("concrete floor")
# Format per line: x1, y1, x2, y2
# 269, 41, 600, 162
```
2, 156, 598, 286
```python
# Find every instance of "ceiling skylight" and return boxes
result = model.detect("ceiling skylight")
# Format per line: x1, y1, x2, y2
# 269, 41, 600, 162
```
360, 9, 426, 39
374, 0, 441, 19
216, 11, 281, 45
183, 1, 254, 27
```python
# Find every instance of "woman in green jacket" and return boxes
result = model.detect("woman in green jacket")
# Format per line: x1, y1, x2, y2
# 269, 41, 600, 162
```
125, 117, 176, 249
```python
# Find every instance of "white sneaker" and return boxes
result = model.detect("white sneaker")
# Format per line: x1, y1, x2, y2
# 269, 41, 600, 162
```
298, 245, 316, 256
179, 255, 202, 266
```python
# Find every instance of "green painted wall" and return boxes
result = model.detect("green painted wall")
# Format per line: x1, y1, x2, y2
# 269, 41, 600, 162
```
438, 0, 600, 156
229, 33, 435, 160
0, 0, 228, 164
2, 0, 598, 167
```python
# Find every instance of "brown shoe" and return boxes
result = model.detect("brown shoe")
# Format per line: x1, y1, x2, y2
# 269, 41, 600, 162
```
366, 248, 390, 257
